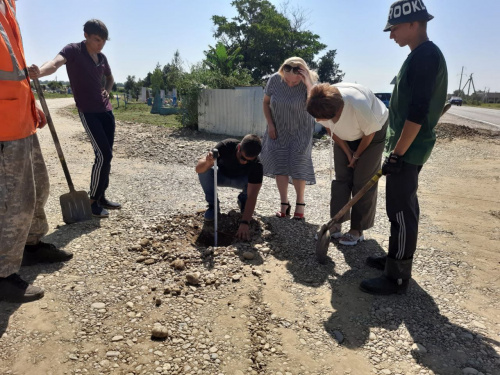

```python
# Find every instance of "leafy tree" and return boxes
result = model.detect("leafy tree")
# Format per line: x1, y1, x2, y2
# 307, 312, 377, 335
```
316, 49, 345, 84
204, 42, 244, 76
212, 0, 326, 82
151, 63, 165, 95
124, 75, 140, 100
47, 80, 63, 91
163, 50, 184, 91
112, 82, 117, 92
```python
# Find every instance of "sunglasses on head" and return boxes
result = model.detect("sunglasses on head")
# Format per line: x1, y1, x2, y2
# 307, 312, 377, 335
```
283, 64, 301, 74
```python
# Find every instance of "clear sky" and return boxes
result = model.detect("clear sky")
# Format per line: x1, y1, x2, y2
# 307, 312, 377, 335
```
16, 0, 500, 94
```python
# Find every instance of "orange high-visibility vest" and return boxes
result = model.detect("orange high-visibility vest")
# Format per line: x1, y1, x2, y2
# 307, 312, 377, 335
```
0, 0, 38, 141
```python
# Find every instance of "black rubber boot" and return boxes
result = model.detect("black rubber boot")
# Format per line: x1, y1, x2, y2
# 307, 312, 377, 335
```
99, 196, 122, 210
360, 257, 412, 295
23, 242, 73, 266
0, 274, 44, 303
366, 255, 387, 270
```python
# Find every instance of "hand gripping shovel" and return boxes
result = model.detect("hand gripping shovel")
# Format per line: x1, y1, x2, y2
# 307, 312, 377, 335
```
316, 169, 383, 264
33, 78, 92, 224
316, 103, 452, 263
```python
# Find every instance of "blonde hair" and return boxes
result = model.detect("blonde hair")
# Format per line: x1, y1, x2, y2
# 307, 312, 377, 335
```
278, 56, 318, 84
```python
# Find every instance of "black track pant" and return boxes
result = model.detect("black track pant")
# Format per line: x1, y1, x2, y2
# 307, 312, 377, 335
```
386, 162, 423, 260
78, 111, 115, 201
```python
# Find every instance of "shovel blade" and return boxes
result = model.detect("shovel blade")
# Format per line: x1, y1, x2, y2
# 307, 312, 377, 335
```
316, 224, 331, 264
60, 190, 92, 224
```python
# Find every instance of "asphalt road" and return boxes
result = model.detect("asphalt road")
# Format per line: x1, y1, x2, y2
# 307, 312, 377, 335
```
447, 105, 500, 130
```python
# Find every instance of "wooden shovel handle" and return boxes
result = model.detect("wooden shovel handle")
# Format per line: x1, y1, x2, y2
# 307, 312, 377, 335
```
32, 78, 76, 192
326, 169, 383, 231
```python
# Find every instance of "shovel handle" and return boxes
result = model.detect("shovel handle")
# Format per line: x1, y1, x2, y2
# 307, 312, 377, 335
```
326, 169, 383, 231
32, 78, 76, 192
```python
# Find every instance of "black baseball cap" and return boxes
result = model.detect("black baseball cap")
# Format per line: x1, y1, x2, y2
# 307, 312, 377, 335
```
384, 0, 434, 32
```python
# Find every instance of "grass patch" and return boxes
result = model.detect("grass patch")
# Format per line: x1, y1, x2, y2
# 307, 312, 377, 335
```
465, 103, 500, 110
69, 99, 182, 128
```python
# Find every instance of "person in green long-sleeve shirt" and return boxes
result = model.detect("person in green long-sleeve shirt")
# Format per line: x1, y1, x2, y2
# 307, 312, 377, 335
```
360, 0, 448, 295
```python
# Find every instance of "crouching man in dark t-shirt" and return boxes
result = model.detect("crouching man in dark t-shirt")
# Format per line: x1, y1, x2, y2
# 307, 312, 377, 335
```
195, 134, 263, 241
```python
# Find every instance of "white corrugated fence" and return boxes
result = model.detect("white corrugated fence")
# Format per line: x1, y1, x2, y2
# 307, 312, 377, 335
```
198, 87, 267, 137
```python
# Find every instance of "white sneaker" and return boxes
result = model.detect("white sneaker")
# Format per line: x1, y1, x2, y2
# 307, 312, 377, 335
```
339, 232, 364, 246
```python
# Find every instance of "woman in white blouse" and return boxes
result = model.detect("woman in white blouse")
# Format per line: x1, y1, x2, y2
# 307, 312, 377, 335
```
306, 83, 388, 245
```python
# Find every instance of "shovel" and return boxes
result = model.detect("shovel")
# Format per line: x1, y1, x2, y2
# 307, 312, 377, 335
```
32, 78, 92, 224
316, 102, 453, 263
316, 169, 383, 264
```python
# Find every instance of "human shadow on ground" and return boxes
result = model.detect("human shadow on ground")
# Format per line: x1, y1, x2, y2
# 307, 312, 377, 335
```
259, 216, 335, 286
0, 219, 101, 339
42, 218, 101, 249
324, 239, 500, 375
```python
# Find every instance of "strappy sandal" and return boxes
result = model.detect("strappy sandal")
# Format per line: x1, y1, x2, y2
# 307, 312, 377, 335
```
293, 203, 306, 220
276, 202, 291, 218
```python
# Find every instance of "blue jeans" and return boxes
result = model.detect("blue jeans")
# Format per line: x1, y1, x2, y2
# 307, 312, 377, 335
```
198, 168, 248, 207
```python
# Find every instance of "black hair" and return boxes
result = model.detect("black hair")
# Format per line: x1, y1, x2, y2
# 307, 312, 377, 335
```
83, 19, 109, 41
240, 134, 262, 157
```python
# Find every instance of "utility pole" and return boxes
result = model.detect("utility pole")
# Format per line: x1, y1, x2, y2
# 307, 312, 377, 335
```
458, 66, 464, 97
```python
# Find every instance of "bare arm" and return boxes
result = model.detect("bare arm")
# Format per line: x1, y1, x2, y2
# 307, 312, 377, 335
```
392, 120, 421, 156
331, 132, 353, 164
263, 95, 277, 140
195, 151, 215, 174
236, 182, 262, 240
28, 54, 66, 78
104, 74, 114, 94
347, 132, 377, 169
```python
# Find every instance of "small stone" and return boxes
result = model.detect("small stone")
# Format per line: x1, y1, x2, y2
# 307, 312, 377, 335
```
111, 335, 124, 342
144, 258, 155, 265
333, 330, 344, 344
242, 252, 255, 260
369, 332, 377, 340
252, 269, 262, 277
186, 272, 201, 285
151, 325, 169, 339
69, 354, 78, 360
462, 368, 479, 375
155, 297, 162, 306
171, 259, 185, 270
106, 351, 120, 357
91, 302, 106, 309
232, 274, 242, 282
411, 343, 427, 354
140, 239, 150, 247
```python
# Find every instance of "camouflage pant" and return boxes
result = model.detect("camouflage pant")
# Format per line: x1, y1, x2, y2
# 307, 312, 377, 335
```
0, 134, 49, 277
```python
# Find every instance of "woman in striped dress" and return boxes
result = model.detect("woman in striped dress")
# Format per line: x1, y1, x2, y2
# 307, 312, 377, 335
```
260, 57, 318, 220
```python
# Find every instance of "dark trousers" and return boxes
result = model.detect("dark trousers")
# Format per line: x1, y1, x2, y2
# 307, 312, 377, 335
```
78, 111, 116, 201
386, 162, 422, 260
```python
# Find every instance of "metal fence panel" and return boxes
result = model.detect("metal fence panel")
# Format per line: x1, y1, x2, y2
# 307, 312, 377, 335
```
198, 87, 266, 137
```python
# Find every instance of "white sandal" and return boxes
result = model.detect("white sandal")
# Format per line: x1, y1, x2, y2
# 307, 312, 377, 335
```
339, 232, 364, 246
329, 224, 342, 239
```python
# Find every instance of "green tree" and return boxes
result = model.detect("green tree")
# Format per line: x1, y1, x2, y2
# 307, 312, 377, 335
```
316, 49, 345, 84
124, 75, 140, 100
204, 42, 244, 76
47, 80, 63, 91
151, 63, 165, 95
212, 0, 326, 82
163, 50, 184, 91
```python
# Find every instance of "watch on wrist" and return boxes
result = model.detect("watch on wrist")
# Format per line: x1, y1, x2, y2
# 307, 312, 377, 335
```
239, 220, 249, 225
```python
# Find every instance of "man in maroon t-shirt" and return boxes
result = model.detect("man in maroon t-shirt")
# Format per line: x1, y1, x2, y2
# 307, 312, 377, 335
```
29, 19, 120, 218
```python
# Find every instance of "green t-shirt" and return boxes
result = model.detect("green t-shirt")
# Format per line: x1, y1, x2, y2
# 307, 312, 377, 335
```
386, 41, 448, 165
